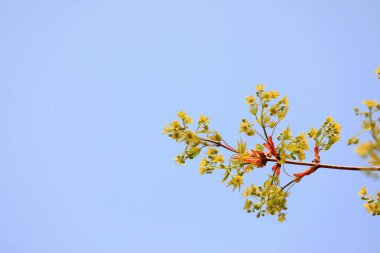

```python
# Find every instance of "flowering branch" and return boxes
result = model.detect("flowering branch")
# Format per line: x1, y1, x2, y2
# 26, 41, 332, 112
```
163, 75, 380, 221
199, 137, 380, 172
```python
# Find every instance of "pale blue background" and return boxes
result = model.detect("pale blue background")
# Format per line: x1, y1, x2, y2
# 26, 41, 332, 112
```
1, 0, 379, 252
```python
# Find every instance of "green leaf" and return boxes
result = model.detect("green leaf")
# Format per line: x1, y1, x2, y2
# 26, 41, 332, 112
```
264, 179, 271, 189
250, 104, 258, 115
210, 130, 222, 142
222, 169, 230, 182
187, 147, 201, 159
238, 138, 247, 154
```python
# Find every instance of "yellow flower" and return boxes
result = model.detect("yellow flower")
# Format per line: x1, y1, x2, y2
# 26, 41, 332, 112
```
269, 121, 276, 128
184, 116, 193, 124
212, 154, 224, 163
261, 91, 280, 101
177, 110, 187, 119
199, 158, 210, 175
298, 133, 309, 150
271, 90, 280, 99
175, 155, 185, 165
333, 122, 341, 133
162, 125, 170, 134
172, 131, 182, 141
278, 213, 286, 223
326, 116, 334, 123
239, 121, 249, 132
375, 65, 380, 78
233, 175, 243, 187
170, 120, 181, 129
356, 141, 373, 156
207, 148, 218, 156
358, 187, 367, 196
177, 111, 193, 124
256, 84, 265, 92
282, 96, 289, 106
245, 95, 255, 104
347, 137, 359, 145
200, 158, 208, 167
364, 203, 371, 212
243, 199, 252, 209
261, 91, 272, 101
308, 127, 316, 138
329, 134, 340, 144
199, 114, 209, 124
363, 99, 377, 109
269, 106, 277, 115
185, 131, 195, 141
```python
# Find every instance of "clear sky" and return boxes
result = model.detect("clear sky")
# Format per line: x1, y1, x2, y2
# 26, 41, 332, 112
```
1, 0, 380, 252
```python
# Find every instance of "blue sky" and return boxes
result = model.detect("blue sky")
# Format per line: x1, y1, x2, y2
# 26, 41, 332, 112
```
1, 0, 380, 252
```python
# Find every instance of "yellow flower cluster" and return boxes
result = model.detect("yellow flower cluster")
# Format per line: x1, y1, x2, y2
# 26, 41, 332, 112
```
327, 118, 341, 145
163, 111, 215, 167
255, 84, 280, 101
269, 96, 289, 120
239, 119, 255, 136
287, 133, 309, 161
350, 94, 379, 166
163, 85, 351, 222
261, 91, 280, 101
354, 69, 380, 212
163, 115, 202, 146
358, 187, 380, 216
199, 148, 226, 175
308, 116, 342, 151
163, 120, 184, 142
243, 178, 288, 221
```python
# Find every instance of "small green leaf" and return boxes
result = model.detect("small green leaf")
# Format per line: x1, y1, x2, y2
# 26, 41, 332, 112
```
222, 169, 230, 182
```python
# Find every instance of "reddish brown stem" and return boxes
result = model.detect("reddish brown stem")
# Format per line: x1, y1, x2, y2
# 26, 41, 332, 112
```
266, 158, 380, 171
200, 138, 238, 153
201, 138, 380, 172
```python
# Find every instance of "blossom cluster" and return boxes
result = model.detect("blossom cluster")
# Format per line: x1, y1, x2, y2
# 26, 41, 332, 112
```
164, 85, 343, 222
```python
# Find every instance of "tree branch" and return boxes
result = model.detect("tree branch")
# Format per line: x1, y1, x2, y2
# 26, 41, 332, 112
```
266, 158, 380, 171
201, 138, 380, 171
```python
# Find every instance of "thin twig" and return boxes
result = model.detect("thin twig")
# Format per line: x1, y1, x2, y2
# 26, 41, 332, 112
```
281, 179, 298, 190
265, 158, 380, 171
200, 138, 238, 153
